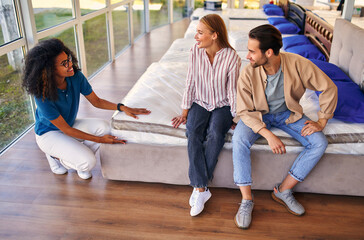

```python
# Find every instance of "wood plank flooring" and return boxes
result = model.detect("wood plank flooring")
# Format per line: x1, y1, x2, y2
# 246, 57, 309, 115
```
1, 18, 364, 240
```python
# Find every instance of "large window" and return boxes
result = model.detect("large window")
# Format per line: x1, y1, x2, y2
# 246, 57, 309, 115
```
83, 14, 109, 75
80, 0, 106, 15
31, 0, 74, 31
112, 6, 130, 54
173, 0, 187, 22
149, 0, 169, 29
133, 0, 145, 39
0, 0, 21, 45
0, 49, 34, 151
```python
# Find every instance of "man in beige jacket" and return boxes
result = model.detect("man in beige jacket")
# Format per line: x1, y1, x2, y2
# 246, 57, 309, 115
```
233, 24, 338, 229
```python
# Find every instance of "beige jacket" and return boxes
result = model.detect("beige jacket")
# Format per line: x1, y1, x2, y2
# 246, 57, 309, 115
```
236, 52, 338, 133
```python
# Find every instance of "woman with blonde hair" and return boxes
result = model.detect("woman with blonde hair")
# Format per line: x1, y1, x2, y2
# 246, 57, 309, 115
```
172, 14, 241, 216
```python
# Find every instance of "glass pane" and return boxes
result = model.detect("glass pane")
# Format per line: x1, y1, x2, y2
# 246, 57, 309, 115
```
194, 0, 204, 9
173, 0, 187, 22
80, 0, 106, 15
39, 27, 77, 58
133, 0, 145, 39
0, 48, 34, 152
112, 6, 129, 54
32, 0, 73, 31
0, 0, 21, 46
83, 14, 109, 76
149, 0, 168, 29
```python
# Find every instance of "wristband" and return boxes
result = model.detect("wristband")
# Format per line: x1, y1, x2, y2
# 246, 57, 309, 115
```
117, 103, 124, 111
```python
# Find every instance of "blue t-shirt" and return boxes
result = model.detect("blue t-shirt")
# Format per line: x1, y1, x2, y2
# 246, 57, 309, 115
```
34, 71, 93, 135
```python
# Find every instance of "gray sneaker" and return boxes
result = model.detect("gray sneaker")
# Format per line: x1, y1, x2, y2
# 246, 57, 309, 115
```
272, 184, 305, 216
234, 199, 254, 229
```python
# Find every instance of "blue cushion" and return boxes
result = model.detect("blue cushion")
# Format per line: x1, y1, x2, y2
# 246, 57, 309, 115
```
268, 17, 290, 26
264, 7, 284, 16
283, 35, 312, 50
285, 44, 326, 61
309, 59, 351, 82
311, 60, 364, 123
275, 22, 301, 34
329, 81, 364, 123
263, 4, 281, 9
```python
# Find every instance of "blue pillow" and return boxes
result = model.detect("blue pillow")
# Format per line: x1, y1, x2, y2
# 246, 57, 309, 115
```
311, 60, 364, 123
285, 44, 326, 61
283, 35, 312, 50
264, 7, 284, 16
309, 59, 351, 82
263, 4, 281, 9
329, 81, 364, 123
268, 17, 290, 26
275, 22, 301, 34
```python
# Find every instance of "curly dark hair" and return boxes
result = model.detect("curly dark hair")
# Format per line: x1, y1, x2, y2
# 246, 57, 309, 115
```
22, 38, 80, 101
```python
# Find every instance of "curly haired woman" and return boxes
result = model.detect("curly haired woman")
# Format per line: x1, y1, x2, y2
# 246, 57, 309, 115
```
22, 38, 150, 179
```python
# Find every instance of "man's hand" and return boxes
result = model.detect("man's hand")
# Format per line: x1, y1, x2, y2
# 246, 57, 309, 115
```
266, 134, 286, 154
258, 128, 286, 154
301, 118, 327, 137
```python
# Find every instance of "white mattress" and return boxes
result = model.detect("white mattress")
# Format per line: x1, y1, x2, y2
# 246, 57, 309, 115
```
159, 38, 193, 63
184, 20, 198, 39
225, 8, 269, 20
190, 8, 223, 20
229, 19, 270, 32
228, 19, 293, 51
191, 8, 269, 20
159, 37, 249, 70
112, 61, 364, 155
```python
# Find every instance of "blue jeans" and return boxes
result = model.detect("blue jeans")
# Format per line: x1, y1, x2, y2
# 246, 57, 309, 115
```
186, 103, 232, 188
232, 110, 328, 186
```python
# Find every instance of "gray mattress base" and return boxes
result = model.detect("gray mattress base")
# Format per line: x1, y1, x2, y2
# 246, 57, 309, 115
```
100, 143, 364, 196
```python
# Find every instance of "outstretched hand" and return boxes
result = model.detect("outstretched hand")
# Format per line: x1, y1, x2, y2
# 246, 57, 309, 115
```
123, 106, 151, 119
99, 134, 127, 144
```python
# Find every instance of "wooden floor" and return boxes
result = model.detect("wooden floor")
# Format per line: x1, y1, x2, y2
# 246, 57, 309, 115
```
1, 19, 364, 240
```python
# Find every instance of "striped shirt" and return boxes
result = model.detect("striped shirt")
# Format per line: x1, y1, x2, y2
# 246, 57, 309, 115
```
182, 43, 242, 116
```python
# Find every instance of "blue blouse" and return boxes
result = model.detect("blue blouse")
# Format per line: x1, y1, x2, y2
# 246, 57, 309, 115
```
34, 71, 92, 135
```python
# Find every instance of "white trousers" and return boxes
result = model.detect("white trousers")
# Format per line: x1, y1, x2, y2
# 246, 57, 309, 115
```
36, 118, 110, 172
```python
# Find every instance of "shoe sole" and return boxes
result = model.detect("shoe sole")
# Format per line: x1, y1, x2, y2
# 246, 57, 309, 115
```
271, 192, 304, 216
234, 216, 250, 230
51, 168, 68, 175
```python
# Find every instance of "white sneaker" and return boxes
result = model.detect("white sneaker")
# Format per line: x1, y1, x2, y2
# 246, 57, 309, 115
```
189, 188, 199, 207
46, 154, 67, 175
190, 188, 212, 217
77, 170, 92, 180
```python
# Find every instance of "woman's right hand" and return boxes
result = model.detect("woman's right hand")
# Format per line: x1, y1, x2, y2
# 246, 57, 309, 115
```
99, 134, 127, 144
172, 109, 189, 128
171, 115, 187, 128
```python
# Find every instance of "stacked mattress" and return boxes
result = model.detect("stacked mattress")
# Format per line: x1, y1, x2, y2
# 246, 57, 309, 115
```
110, 8, 364, 156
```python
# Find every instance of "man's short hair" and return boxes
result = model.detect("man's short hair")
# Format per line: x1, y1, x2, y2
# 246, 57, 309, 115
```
249, 24, 282, 55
